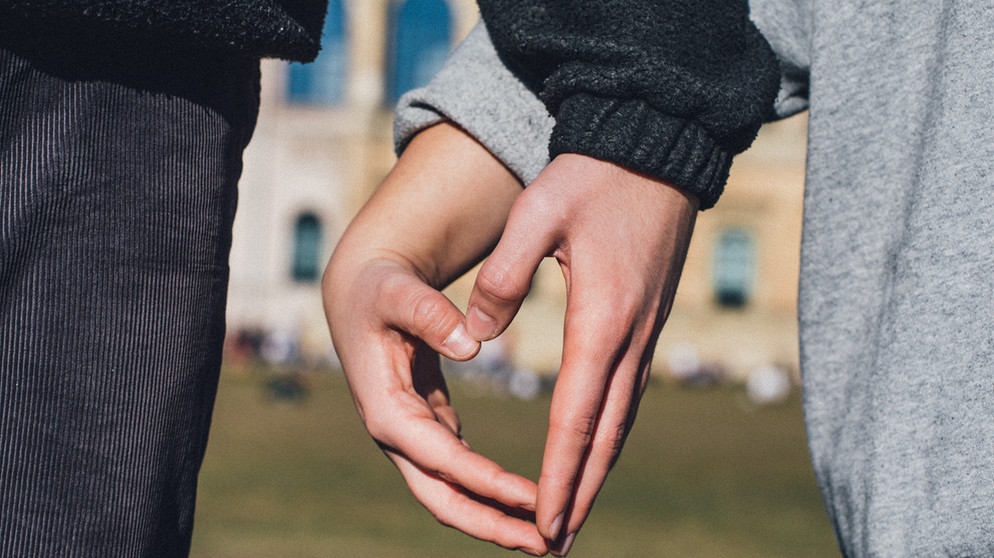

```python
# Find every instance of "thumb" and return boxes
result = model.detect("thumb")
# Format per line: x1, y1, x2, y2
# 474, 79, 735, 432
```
376, 271, 480, 361
466, 198, 553, 341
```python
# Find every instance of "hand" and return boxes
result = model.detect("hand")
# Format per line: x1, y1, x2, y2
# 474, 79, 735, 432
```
323, 124, 548, 555
465, 154, 699, 555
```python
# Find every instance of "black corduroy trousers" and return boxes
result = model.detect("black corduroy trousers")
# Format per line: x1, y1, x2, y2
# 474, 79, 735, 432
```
0, 23, 260, 557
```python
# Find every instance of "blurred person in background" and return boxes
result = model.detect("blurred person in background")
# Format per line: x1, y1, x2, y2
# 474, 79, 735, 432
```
328, 0, 994, 556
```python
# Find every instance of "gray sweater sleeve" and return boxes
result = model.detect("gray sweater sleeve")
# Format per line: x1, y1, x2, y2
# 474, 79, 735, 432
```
394, 23, 553, 186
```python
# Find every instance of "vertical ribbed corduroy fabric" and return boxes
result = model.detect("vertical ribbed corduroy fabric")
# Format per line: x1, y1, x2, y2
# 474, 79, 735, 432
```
0, 23, 260, 557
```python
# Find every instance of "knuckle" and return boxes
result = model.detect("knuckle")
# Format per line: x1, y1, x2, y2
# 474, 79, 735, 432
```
363, 416, 389, 443
605, 421, 629, 457
362, 410, 397, 445
407, 291, 453, 340
593, 298, 640, 329
476, 262, 528, 305
550, 412, 596, 449
517, 181, 563, 215
480, 464, 505, 492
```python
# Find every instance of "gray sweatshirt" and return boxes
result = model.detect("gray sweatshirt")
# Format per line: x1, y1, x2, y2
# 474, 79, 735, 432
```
394, 1, 994, 555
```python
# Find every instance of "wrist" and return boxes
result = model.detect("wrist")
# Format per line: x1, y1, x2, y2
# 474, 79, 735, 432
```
550, 94, 729, 209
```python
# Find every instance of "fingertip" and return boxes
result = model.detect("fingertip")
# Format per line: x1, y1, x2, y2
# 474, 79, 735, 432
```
515, 529, 552, 557
466, 305, 500, 341
519, 544, 550, 557
547, 512, 564, 541
496, 473, 539, 513
550, 532, 576, 557
442, 322, 480, 360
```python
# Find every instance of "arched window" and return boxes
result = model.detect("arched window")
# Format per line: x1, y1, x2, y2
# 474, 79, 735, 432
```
386, 0, 452, 105
712, 228, 756, 308
287, 0, 348, 105
292, 213, 323, 283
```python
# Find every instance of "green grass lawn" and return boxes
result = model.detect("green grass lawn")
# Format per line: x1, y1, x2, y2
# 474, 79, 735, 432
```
191, 368, 838, 558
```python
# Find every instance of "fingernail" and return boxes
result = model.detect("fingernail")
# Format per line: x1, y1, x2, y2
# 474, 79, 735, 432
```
549, 512, 564, 540
442, 323, 478, 358
518, 546, 545, 557
556, 532, 576, 557
467, 305, 499, 339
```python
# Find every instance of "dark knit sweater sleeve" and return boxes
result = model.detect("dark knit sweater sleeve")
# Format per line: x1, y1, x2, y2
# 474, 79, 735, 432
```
0, 0, 327, 61
477, 0, 780, 208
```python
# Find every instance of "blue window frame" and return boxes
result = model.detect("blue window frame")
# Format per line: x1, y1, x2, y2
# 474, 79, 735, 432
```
386, 0, 452, 105
712, 228, 756, 308
287, 0, 347, 105
292, 213, 323, 283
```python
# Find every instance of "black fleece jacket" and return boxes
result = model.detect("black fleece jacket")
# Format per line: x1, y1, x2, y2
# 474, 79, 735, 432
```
0, 0, 328, 61
477, 0, 780, 208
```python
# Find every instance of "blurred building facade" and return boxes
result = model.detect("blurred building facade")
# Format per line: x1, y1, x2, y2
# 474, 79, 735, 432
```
226, 0, 808, 381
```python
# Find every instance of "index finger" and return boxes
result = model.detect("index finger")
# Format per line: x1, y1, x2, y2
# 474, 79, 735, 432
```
535, 302, 626, 541
388, 451, 549, 555
374, 395, 539, 511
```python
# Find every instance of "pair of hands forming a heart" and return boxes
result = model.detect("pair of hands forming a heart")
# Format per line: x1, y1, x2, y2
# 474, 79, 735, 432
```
324, 123, 697, 556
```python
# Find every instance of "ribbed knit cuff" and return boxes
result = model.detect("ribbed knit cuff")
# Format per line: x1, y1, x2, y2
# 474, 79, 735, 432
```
549, 93, 733, 209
